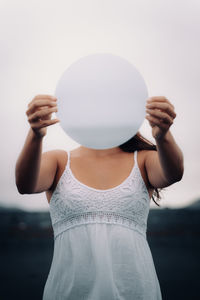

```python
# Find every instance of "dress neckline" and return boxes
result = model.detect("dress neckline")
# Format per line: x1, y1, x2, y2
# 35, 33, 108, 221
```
67, 151, 137, 193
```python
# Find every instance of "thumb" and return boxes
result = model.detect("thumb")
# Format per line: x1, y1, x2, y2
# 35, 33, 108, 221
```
148, 119, 156, 127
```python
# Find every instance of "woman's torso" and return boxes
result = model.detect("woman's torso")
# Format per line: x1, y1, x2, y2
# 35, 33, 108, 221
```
42, 148, 163, 299
45, 148, 154, 204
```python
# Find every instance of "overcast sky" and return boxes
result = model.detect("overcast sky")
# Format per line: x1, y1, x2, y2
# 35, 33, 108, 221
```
1, 0, 199, 211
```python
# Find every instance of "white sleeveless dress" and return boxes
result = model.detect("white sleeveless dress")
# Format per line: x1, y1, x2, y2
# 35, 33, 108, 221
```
42, 150, 162, 300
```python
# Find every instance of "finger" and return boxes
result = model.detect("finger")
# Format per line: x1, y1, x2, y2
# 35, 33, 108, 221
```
146, 115, 169, 129
146, 102, 176, 118
26, 99, 57, 114
26, 99, 57, 115
29, 106, 57, 122
28, 107, 57, 122
147, 96, 174, 109
146, 114, 173, 129
34, 94, 57, 100
148, 120, 156, 127
146, 108, 174, 124
28, 95, 57, 108
28, 97, 57, 109
37, 105, 49, 110
147, 96, 168, 101
31, 118, 60, 130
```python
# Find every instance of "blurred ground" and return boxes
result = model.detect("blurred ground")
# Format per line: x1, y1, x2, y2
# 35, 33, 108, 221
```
0, 202, 200, 300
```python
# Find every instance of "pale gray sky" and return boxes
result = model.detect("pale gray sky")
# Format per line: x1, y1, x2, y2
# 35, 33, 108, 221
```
1, 0, 199, 211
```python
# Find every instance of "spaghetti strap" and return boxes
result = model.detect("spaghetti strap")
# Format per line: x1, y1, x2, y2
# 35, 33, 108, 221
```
134, 150, 138, 167
66, 150, 71, 169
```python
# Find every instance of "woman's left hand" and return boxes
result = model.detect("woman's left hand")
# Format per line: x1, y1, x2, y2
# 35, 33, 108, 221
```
145, 96, 177, 140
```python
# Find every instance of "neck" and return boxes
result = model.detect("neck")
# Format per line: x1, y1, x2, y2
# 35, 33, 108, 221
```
78, 146, 122, 157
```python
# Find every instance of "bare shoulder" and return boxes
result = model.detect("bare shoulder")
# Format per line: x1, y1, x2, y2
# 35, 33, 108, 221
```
45, 150, 69, 203
136, 149, 156, 164
137, 149, 157, 173
43, 149, 68, 164
136, 149, 156, 192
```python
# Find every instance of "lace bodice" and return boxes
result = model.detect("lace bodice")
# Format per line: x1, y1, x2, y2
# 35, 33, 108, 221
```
49, 150, 151, 240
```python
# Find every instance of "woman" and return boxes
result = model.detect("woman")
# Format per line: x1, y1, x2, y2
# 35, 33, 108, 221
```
15, 95, 184, 300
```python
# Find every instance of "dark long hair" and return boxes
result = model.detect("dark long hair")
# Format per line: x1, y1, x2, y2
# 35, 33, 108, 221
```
118, 132, 162, 206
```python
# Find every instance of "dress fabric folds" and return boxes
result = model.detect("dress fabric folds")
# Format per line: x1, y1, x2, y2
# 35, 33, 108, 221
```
42, 150, 162, 300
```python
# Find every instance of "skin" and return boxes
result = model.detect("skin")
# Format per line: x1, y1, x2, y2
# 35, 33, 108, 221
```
15, 95, 184, 205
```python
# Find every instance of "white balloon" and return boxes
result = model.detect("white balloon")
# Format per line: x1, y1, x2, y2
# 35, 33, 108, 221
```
54, 53, 148, 149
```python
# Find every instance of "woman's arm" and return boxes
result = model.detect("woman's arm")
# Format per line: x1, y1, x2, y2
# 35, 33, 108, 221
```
144, 96, 184, 188
15, 95, 59, 194
15, 128, 44, 194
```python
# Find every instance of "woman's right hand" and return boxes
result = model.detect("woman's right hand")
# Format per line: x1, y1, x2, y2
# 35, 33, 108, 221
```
26, 95, 59, 138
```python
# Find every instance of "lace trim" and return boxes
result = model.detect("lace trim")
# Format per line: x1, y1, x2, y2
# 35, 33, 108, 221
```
52, 211, 147, 240
49, 150, 151, 240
